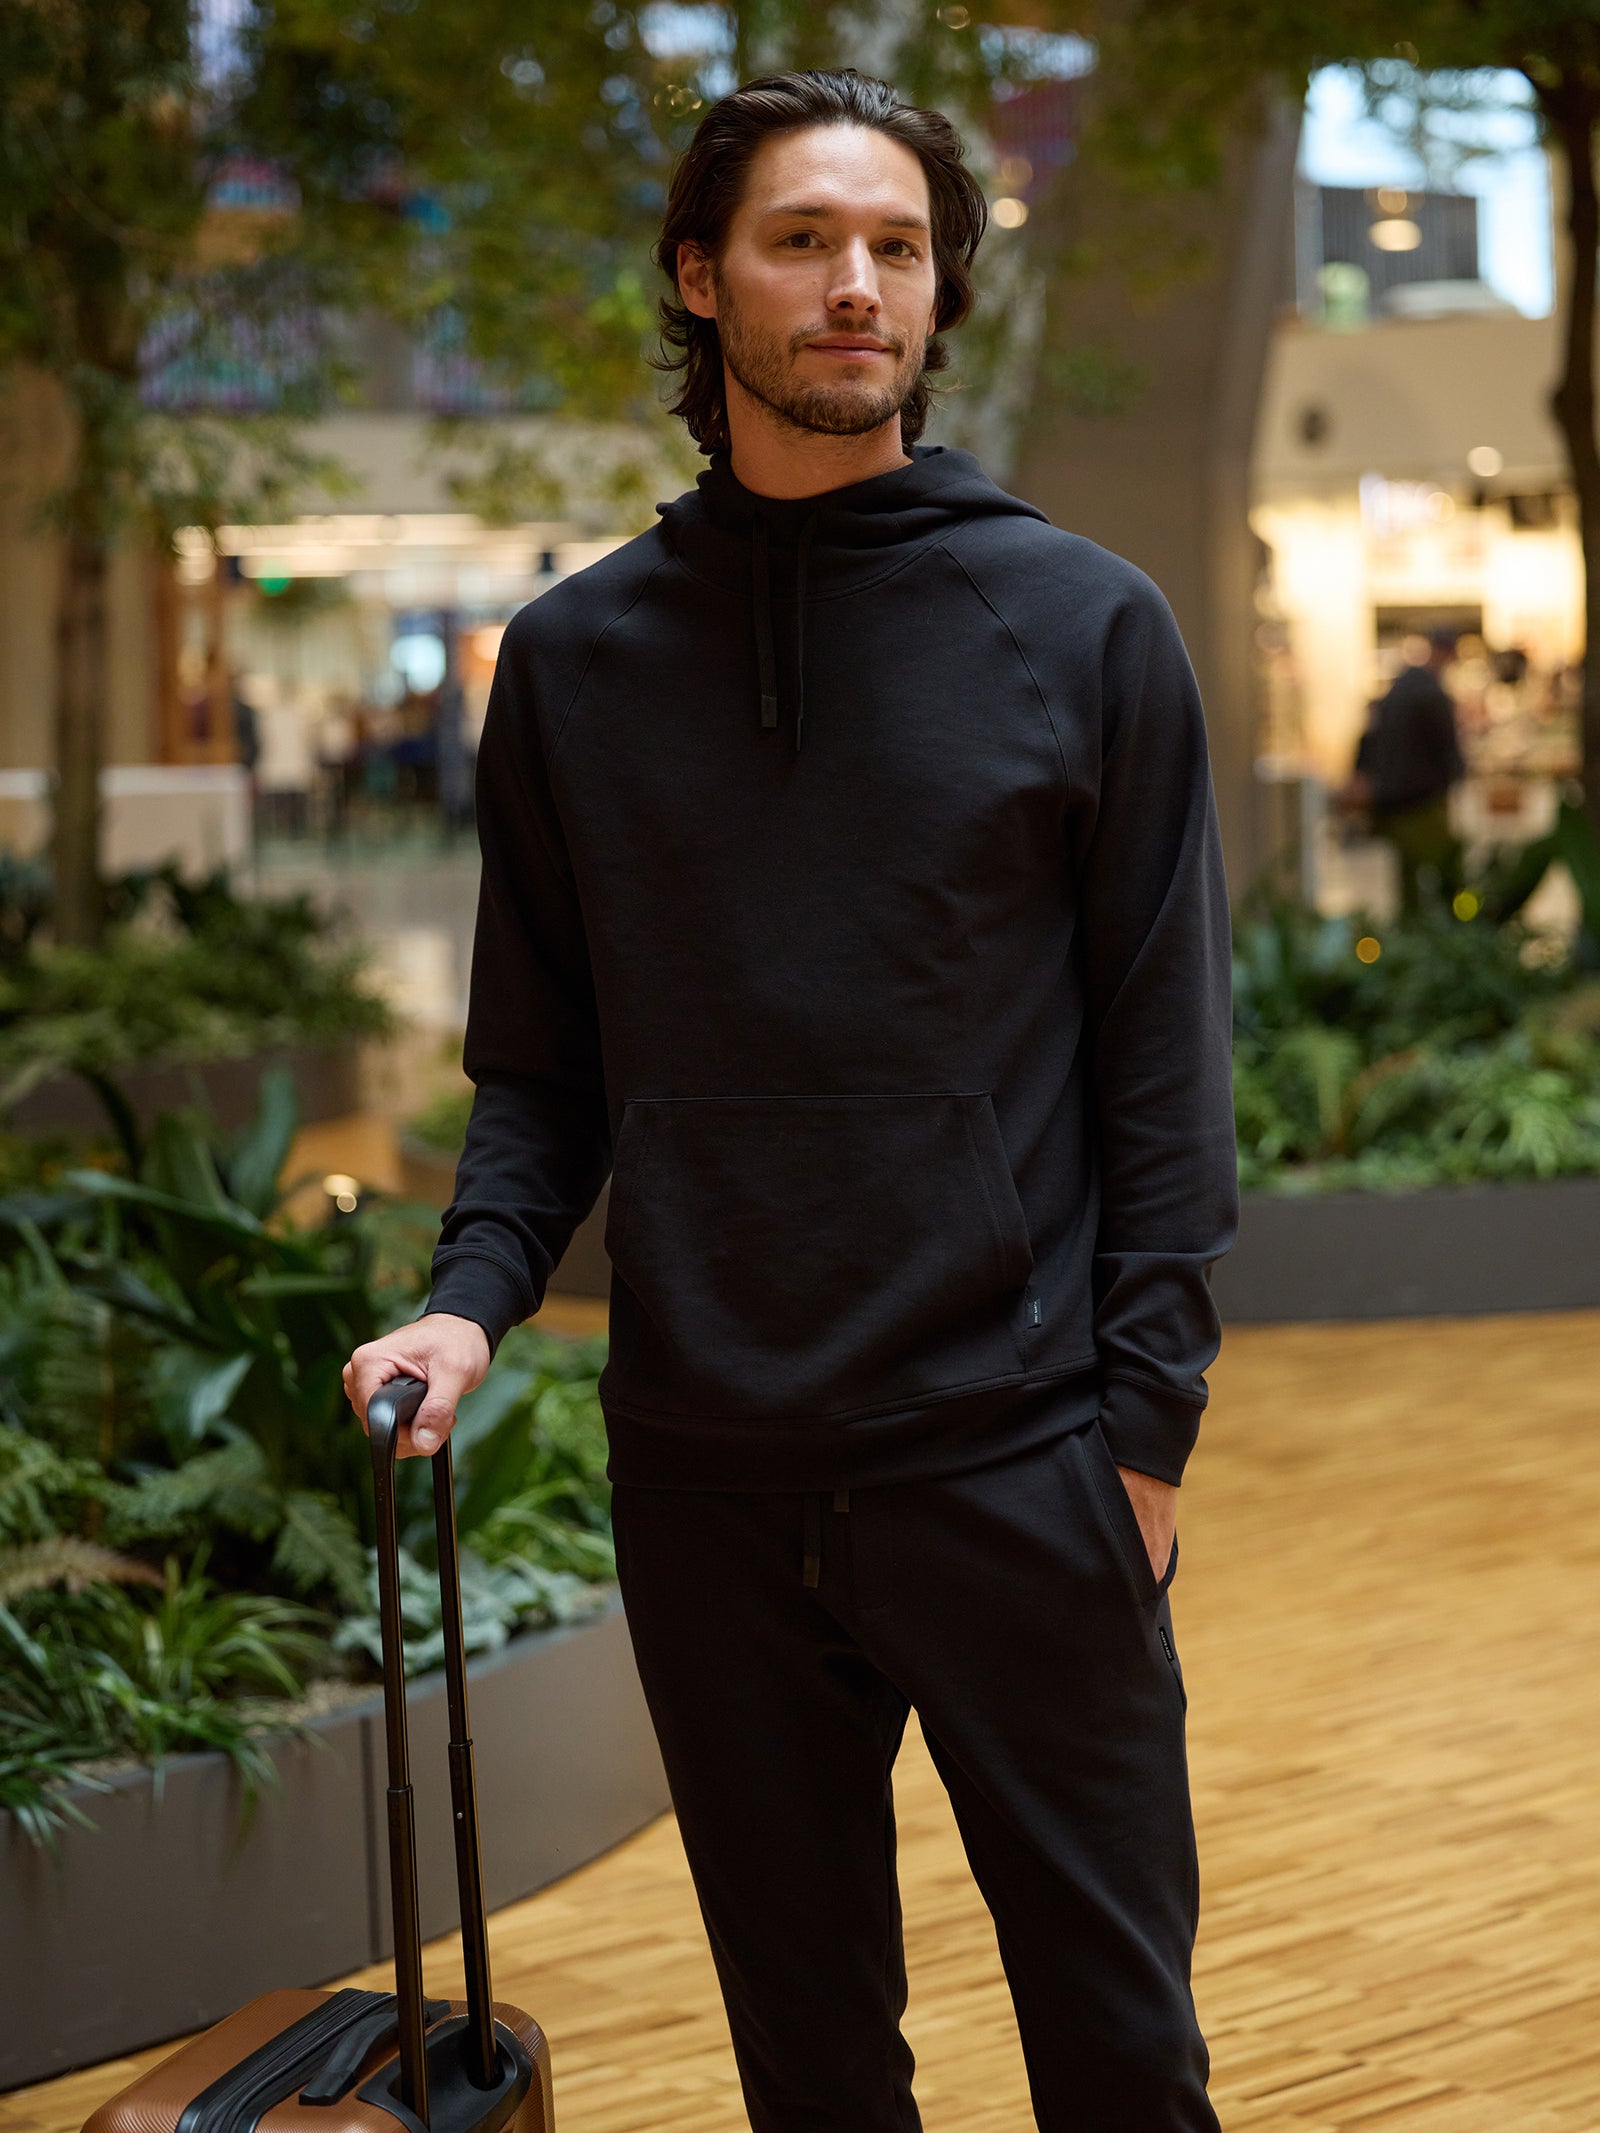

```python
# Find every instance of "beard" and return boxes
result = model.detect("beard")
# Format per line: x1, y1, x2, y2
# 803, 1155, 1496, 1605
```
714, 274, 926, 439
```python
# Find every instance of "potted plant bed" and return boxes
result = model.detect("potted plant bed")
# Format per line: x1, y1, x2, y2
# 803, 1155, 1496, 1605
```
0, 1589, 668, 2090
8, 1042, 364, 1137
1214, 1175, 1600, 1323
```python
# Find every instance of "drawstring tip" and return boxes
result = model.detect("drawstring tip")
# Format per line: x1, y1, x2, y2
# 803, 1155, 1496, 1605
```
794, 712, 804, 754
761, 693, 778, 731
802, 1489, 822, 1587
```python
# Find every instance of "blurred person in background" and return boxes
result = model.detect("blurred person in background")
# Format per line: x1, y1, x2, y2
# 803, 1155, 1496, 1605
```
246, 671, 314, 840
347, 66, 1235, 2133
435, 637, 474, 849
313, 689, 359, 846
1348, 626, 1467, 914
230, 671, 260, 778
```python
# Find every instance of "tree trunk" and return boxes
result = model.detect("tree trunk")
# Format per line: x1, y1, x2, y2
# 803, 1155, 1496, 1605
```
51, 477, 110, 950
1540, 75, 1600, 843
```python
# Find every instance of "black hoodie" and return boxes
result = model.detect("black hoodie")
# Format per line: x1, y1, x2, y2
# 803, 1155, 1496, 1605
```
424, 444, 1238, 1491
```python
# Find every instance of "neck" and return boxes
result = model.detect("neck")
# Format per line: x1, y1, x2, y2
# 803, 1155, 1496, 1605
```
723, 375, 912, 499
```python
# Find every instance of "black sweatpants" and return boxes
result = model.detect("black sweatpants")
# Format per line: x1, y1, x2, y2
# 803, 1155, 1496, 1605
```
609, 1415, 1219, 2133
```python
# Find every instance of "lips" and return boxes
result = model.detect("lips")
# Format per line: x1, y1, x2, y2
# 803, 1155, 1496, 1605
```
806, 339, 895, 358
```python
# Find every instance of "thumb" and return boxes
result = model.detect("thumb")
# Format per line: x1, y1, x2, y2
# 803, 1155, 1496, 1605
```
408, 1372, 467, 1457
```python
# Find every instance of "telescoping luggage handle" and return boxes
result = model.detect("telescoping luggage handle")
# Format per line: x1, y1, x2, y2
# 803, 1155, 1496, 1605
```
365, 1374, 501, 2126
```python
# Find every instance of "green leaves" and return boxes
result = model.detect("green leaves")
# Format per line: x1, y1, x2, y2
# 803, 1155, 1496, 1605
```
0, 1425, 106, 1544
331, 1542, 607, 1678
0, 1537, 165, 1603
273, 1488, 370, 1611
0, 1059, 617, 1841
1233, 886, 1600, 1190
144, 1347, 255, 1450
0, 1555, 326, 1846
0, 864, 395, 1102
227, 1065, 302, 1219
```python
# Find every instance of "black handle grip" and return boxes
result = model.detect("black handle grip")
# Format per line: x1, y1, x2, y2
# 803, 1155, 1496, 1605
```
367, 1372, 429, 1459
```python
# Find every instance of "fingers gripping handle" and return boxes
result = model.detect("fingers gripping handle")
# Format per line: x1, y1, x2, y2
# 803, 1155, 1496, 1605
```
366, 1375, 501, 2107
366, 1370, 428, 1464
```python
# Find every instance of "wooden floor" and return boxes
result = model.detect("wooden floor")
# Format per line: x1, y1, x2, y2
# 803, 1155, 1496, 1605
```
7, 1309, 1599, 2132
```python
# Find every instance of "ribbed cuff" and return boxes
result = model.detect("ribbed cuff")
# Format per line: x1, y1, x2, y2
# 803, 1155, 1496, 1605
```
1096, 1374, 1204, 1487
424, 1252, 535, 1363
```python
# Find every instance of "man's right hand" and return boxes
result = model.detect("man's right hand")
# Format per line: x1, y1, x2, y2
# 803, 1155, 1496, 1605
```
343, 1313, 493, 1458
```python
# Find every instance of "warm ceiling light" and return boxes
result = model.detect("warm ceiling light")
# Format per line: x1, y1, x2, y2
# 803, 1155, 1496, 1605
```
1466, 444, 1503, 478
1370, 217, 1423, 251
992, 196, 1029, 228
1376, 186, 1410, 214
1356, 937, 1382, 964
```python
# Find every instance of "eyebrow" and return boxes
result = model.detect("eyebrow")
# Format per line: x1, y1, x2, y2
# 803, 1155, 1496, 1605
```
762, 199, 930, 232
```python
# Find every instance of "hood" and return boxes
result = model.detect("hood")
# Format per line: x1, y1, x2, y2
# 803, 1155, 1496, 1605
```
656, 444, 1048, 753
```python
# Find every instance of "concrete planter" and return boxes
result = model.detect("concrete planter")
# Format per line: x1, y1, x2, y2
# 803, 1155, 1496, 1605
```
0, 1589, 668, 2090
8, 1042, 364, 1137
1214, 1177, 1600, 1322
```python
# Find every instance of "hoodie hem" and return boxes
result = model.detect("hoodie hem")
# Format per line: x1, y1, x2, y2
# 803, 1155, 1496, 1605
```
601, 1360, 1103, 1491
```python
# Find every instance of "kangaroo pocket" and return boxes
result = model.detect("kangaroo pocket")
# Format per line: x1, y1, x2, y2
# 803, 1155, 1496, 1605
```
600, 1090, 1035, 1422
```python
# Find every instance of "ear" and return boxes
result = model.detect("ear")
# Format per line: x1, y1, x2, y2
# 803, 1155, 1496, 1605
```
676, 241, 718, 322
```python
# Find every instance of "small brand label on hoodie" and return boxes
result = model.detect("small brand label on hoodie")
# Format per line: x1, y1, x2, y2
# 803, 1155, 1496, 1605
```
1027, 1296, 1042, 1327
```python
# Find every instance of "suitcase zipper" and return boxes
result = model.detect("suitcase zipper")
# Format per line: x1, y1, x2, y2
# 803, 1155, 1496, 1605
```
174, 1990, 387, 2133
300, 1997, 452, 2107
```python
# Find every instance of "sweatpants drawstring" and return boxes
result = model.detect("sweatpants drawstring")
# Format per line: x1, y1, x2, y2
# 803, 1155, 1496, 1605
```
801, 1486, 850, 1587
802, 1490, 822, 1588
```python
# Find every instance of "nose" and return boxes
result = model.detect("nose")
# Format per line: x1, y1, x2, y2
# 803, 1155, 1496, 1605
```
826, 236, 881, 318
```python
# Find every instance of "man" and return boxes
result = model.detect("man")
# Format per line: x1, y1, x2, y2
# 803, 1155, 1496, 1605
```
345, 67, 1237, 2133
1352, 627, 1468, 914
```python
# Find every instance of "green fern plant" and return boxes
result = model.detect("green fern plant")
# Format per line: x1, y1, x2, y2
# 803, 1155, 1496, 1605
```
330, 1544, 607, 1679
0, 1063, 618, 1840
0, 1551, 325, 1845
1233, 881, 1600, 1192
0, 1537, 164, 1601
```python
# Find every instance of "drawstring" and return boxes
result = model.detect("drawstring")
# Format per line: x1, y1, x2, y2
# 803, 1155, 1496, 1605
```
793, 508, 819, 755
750, 506, 823, 752
802, 1490, 821, 1587
753, 517, 779, 731
801, 1485, 850, 1588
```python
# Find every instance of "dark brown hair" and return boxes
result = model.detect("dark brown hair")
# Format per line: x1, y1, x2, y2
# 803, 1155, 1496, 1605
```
653, 68, 988, 454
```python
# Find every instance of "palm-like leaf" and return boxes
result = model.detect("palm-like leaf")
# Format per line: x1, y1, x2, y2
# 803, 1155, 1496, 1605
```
0, 1537, 165, 1600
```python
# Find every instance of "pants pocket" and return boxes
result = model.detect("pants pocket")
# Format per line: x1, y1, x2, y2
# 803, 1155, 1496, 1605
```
600, 1089, 1034, 1421
1077, 1416, 1175, 1609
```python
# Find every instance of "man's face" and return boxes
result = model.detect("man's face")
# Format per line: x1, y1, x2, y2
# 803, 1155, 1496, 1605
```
678, 122, 940, 440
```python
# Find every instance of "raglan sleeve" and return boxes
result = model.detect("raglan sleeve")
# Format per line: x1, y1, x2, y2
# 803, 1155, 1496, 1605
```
1077, 578, 1239, 1485
422, 613, 610, 1359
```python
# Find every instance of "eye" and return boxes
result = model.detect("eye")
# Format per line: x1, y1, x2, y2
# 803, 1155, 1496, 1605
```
879, 239, 917, 258
780, 230, 821, 248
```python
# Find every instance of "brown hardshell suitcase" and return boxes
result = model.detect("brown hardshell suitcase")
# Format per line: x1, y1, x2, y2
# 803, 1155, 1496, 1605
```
84, 1376, 554, 2133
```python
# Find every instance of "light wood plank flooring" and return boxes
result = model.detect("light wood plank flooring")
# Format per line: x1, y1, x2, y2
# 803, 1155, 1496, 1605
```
6, 1309, 1598, 2131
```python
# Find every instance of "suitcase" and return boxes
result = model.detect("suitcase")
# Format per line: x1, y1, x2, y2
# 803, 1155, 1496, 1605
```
84, 1374, 554, 2133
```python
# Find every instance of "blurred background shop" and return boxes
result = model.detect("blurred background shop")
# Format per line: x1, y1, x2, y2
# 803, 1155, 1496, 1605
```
1248, 64, 1576, 922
